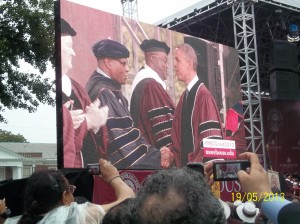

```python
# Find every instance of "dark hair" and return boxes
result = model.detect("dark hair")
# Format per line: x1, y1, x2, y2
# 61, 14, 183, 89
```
61, 18, 76, 36
74, 196, 89, 204
102, 198, 136, 224
18, 170, 68, 224
133, 167, 226, 224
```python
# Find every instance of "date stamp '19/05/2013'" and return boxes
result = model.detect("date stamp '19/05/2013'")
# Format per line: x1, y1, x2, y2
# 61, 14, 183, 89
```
231, 192, 285, 202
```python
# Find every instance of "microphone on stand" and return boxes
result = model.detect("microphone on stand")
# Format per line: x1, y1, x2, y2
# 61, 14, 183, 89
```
265, 144, 273, 170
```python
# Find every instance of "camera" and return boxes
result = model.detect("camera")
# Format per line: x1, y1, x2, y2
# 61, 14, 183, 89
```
87, 163, 101, 175
187, 162, 204, 175
213, 160, 250, 181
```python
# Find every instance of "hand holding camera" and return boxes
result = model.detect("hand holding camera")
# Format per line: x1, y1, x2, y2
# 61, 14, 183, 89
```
213, 160, 250, 181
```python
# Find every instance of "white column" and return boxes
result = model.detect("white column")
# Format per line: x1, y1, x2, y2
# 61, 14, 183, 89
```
12, 166, 23, 179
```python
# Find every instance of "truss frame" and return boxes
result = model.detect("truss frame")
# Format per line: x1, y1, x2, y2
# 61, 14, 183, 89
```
232, 0, 266, 167
121, 0, 138, 20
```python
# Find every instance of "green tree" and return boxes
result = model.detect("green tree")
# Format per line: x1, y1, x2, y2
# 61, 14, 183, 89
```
0, 129, 28, 142
0, 0, 55, 123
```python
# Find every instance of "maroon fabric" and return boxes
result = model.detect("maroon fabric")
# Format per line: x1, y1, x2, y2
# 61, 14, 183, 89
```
262, 99, 300, 175
171, 83, 223, 167
219, 180, 244, 202
63, 106, 77, 167
92, 170, 155, 204
63, 79, 97, 168
225, 108, 247, 154
131, 79, 175, 148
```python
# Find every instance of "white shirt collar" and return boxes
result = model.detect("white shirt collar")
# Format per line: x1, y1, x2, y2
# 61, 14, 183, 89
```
131, 64, 166, 93
62, 74, 72, 97
97, 67, 111, 79
186, 74, 199, 91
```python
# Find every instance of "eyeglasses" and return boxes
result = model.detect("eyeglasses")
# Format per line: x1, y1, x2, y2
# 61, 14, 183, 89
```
111, 59, 129, 66
66, 185, 76, 194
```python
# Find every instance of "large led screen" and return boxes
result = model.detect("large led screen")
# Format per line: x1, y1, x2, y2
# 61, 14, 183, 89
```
58, 0, 246, 169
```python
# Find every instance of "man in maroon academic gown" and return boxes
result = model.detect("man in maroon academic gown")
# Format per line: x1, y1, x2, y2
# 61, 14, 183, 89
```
164, 43, 223, 167
61, 19, 108, 168
130, 39, 175, 149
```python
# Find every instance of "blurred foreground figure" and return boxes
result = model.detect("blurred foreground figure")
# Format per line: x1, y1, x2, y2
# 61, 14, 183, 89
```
133, 167, 227, 224
237, 152, 300, 224
4, 158, 134, 224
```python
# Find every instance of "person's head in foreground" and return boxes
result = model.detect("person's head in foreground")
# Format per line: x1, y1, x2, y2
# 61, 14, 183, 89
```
102, 198, 136, 224
18, 169, 75, 224
15, 158, 134, 224
133, 167, 226, 224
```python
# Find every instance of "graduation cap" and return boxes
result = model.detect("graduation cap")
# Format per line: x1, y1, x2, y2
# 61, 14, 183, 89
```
140, 39, 170, 54
61, 18, 76, 36
92, 39, 130, 58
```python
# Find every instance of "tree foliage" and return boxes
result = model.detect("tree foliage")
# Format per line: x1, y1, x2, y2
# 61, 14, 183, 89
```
0, 129, 28, 142
0, 0, 55, 123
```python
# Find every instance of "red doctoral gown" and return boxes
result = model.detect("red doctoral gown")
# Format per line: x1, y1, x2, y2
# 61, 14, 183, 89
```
171, 80, 223, 167
130, 78, 175, 148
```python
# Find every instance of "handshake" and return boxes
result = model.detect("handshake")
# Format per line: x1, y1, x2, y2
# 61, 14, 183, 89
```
160, 146, 174, 168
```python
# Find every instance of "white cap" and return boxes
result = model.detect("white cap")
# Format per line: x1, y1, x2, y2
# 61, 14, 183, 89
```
236, 201, 259, 223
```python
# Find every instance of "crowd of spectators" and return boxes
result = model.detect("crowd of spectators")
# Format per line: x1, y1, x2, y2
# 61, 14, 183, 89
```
1, 152, 299, 224
284, 173, 300, 202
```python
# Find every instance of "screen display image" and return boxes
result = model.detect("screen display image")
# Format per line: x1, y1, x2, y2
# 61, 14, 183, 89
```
213, 160, 250, 181
58, 0, 245, 169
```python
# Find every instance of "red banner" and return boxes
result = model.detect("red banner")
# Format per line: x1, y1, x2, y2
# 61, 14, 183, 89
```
93, 170, 154, 204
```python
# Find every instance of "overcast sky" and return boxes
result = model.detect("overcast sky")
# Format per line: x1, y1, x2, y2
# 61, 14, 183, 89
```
69, 0, 202, 24
1, 0, 202, 143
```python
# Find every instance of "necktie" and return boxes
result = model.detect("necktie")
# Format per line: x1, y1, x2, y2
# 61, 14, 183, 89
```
184, 89, 189, 109
182, 89, 191, 166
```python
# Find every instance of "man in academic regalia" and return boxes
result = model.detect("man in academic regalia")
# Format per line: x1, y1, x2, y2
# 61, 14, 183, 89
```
130, 39, 175, 149
164, 43, 223, 167
60, 19, 108, 168
86, 39, 170, 169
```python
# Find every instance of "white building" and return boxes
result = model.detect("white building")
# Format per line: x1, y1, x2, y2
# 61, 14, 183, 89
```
0, 143, 57, 181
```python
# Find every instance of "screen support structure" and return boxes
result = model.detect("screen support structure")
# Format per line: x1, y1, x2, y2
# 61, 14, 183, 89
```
231, 0, 266, 168
157, 0, 300, 170
121, 0, 138, 20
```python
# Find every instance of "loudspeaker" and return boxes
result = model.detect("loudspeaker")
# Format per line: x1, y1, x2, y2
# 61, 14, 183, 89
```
269, 39, 299, 72
270, 71, 300, 100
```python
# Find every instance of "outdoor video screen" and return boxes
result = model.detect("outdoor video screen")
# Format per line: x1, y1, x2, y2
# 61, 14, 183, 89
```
58, 0, 246, 169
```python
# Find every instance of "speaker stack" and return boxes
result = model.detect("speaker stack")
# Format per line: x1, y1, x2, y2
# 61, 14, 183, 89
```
269, 39, 300, 100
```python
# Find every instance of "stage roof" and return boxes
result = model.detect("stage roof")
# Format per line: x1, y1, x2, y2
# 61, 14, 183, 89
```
156, 0, 300, 93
